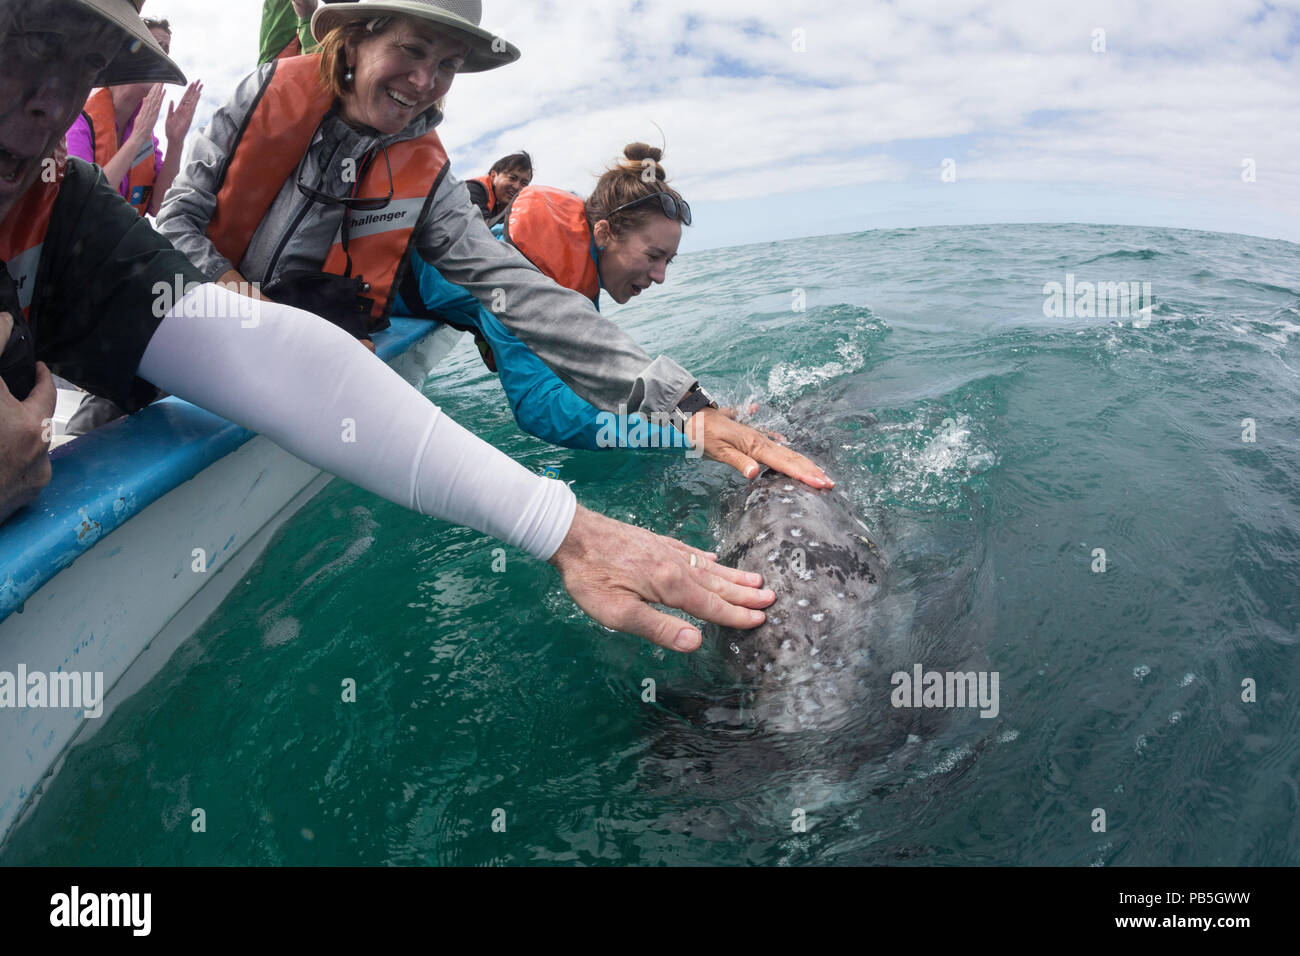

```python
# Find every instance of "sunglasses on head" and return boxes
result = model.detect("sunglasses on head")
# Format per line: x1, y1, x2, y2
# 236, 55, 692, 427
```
609, 191, 691, 227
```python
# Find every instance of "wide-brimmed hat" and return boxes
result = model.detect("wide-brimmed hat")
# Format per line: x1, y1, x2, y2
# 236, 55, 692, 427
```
312, 0, 521, 73
70, 0, 187, 85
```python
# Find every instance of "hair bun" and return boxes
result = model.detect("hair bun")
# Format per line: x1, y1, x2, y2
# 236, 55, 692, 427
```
624, 143, 663, 164
622, 143, 666, 180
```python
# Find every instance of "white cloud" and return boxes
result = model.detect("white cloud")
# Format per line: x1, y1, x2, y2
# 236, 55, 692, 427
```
142, 1, 1299, 245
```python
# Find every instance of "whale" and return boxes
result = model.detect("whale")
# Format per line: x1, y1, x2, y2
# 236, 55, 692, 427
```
635, 390, 998, 857
707, 466, 899, 734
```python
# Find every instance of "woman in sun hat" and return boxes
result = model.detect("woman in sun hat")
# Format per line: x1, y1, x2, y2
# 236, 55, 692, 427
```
1, 0, 784, 653
156, 0, 833, 489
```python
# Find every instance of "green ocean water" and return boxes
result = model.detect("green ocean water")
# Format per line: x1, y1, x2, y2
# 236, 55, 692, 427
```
3, 222, 1298, 866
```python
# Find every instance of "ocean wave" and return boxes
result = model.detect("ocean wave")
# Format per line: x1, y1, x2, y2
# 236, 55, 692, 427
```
765, 313, 885, 400
1078, 248, 1166, 264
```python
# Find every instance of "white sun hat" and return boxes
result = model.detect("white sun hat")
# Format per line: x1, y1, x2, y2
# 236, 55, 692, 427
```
311, 0, 521, 73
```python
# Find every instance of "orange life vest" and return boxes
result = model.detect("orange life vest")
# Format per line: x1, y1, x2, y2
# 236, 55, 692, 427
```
0, 155, 66, 323
277, 35, 303, 60
81, 88, 157, 217
471, 174, 498, 213
206, 55, 449, 328
504, 186, 600, 304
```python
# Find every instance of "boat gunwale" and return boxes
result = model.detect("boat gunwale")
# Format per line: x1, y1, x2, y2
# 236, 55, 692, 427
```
0, 318, 441, 623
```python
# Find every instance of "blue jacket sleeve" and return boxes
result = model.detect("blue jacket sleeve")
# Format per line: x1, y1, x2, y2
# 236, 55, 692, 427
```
397, 254, 688, 452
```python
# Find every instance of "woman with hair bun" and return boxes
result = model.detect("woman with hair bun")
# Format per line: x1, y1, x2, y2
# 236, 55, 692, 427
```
160, 0, 831, 491
502, 143, 689, 307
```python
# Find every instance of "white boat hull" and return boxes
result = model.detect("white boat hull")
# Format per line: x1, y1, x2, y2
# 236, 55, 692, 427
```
0, 321, 463, 843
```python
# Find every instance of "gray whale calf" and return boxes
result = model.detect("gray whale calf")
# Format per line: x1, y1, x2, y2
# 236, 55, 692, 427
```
708, 464, 909, 735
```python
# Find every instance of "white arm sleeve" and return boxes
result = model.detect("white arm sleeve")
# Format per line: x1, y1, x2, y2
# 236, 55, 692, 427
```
136, 284, 577, 560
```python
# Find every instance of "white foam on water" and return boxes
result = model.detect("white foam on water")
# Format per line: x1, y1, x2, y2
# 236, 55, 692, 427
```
262, 615, 301, 648
767, 335, 868, 399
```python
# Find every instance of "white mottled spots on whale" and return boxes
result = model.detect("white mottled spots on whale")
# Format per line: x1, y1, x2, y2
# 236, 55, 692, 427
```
797, 598, 810, 607
784, 485, 795, 492
812, 613, 825, 622
790, 528, 803, 537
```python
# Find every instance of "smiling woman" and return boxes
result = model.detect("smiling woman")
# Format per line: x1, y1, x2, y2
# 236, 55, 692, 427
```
0, 0, 806, 848
0, 1, 802, 788
155, 0, 832, 487
316, 16, 471, 134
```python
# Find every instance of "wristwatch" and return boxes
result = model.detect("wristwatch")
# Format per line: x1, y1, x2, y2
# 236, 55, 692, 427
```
671, 383, 719, 431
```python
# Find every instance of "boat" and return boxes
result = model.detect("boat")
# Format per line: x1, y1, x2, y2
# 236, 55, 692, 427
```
0, 319, 463, 844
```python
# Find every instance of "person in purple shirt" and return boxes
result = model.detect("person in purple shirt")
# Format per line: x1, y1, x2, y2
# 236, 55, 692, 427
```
64, 15, 201, 217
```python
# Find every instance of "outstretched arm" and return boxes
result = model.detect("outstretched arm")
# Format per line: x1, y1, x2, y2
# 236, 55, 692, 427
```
136, 285, 773, 650
418, 174, 832, 487
400, 252, 686, 451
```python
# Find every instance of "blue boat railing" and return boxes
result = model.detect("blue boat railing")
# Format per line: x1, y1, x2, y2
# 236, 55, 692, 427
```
0, 318, 441, 623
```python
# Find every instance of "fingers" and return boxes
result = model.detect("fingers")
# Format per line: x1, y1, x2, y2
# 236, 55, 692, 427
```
700, 560, 763, 588
753, 440, 833, 489
605, 569, 767, 652
25, 362, 56, 419
180, 83, 203, 118
662, 540, 767, 589
551, 508, 775, 655
659, 566, 768, 631
689, 562, 775, 610
609, 598, 705, 652
705, 439, 762, 481
661, 536, 717, 563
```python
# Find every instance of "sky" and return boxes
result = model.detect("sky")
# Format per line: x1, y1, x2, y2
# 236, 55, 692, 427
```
142, 0, 1300, 253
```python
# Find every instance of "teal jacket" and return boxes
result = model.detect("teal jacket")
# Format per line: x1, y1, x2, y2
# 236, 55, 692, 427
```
395, 249, 688, 452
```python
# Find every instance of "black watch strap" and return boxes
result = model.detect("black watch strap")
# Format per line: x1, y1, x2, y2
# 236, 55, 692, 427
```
672, 384, 718, 431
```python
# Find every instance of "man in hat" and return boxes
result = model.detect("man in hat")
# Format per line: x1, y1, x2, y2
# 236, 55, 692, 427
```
0, 0, 779, 653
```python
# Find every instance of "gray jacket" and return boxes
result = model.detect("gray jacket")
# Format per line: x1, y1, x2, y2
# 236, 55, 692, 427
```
156, 62, 695, 416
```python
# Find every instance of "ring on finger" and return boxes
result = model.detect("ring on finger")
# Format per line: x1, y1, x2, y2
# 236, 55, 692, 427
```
689, 552, 699, 568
